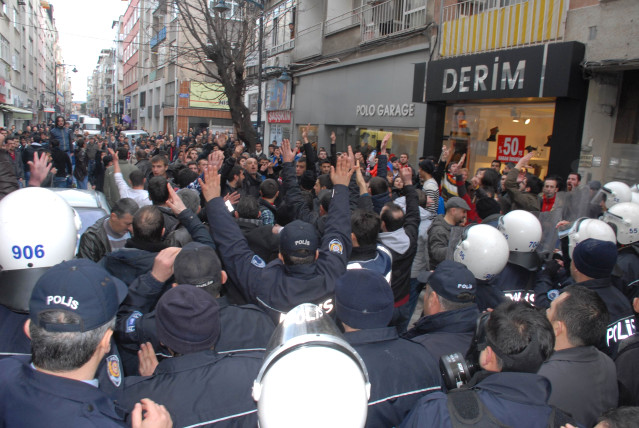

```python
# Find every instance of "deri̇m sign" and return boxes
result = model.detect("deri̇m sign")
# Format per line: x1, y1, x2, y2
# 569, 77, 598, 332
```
422, 42, 586, 102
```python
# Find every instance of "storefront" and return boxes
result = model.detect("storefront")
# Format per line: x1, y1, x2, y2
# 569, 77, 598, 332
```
292, 46, 428, 161
419, 42, 587, 180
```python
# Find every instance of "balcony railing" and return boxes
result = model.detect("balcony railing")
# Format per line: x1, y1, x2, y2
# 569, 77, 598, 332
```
439, 0, 569, 57
361, 0, 429, 43
319, 0, 429, 44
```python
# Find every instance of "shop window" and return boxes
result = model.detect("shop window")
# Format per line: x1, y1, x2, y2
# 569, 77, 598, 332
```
613, 70, 639, 145
443, 103, 555, 179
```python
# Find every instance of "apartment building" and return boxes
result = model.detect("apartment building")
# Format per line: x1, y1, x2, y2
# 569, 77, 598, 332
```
0, 0, 68, 127
108, 0, 235, 136
418, 0, 639, 182
253, 0, 432, 159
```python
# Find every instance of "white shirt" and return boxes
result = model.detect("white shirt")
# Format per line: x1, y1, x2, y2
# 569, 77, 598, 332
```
114, 172, 152, 207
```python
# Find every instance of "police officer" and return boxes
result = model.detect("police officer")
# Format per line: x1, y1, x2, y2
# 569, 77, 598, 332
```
335, 269, 441, 427
452, 224, 510, 311
0, 187, 126, 401
603, 202, 639, 299
116, 243, 275, 363
0, 259, 171, 428
122, 285, 263, 427
488, 210, 544, 305
404, 261, 479, 361
200, 149, 354, 322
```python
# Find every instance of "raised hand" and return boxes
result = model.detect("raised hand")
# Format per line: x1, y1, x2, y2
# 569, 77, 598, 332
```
281, 139, 295, 164
331, 153, 355, 187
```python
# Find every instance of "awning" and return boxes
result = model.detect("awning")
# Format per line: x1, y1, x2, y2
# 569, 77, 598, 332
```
0, 104, 33, 119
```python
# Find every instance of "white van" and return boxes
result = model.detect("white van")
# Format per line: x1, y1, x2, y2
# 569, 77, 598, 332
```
81, 117, 101, 136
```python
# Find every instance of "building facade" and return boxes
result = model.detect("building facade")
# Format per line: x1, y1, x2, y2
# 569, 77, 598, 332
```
0, 0, 69, 127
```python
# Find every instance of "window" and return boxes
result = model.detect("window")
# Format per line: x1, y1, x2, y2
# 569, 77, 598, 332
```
0, 35, 9, 64
140, 91, 146, 107
12, 8, 17, 29
165, 81, 175, 106
12, 49, 19, 71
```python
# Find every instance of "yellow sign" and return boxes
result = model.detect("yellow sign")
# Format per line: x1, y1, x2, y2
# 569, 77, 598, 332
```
189, 82, 230, 110
360, 129, 393, 150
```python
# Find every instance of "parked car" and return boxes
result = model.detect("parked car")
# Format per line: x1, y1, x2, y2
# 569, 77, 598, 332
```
49, 188, 110, 252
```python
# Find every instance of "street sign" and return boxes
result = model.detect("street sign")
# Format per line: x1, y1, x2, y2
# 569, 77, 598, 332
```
496, 135, 526, 162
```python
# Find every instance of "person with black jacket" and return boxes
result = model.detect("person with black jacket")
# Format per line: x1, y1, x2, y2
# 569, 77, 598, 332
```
50, 139, 73, 188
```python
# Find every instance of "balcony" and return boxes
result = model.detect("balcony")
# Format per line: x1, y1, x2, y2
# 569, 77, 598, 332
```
361, 0, 429, 43
439, 0, 569, 58
322, 0, 429, 44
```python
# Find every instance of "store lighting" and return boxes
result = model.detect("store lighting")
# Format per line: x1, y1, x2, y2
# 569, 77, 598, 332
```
524, 118, 531, 125
510, 107, 521, 123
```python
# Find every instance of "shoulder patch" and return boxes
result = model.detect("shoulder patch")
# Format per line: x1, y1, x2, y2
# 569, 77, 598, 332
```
251, 255, 266, 268
106, 355, 122, 387
126, 311, 142, 333
547, 289, 560, 301
329, 239, 344, 255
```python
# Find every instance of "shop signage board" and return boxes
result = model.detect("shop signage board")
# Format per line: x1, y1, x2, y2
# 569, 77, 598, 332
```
496, 135, 526, 162
421, 42, 586, 102
267, 110, 292, 123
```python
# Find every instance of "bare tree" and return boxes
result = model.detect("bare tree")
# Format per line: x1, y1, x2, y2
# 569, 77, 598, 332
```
174, 0, 261, 149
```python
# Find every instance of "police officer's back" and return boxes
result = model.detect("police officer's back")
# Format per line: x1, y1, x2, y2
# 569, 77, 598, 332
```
122, 285, 262, 427
335, 269, 441, 427
202, 148, 354, 322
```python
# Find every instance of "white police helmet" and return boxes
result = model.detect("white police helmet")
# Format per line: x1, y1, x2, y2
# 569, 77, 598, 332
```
565, 218, 616, 258
603, 202, 639, 246
497, 210, 543, 270
0, 187, 80, 312
454, 224, 509, 280
253, 304, 370, 428
601, 181, 632, 209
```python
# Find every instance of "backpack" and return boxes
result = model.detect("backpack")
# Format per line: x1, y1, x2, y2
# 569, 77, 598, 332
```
447, 388, 576, 428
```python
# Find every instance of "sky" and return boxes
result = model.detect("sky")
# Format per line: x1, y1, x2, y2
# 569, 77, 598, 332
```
52, 0, 129, 103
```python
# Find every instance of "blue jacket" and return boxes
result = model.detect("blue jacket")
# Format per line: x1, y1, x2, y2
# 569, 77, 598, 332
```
206, 184, 352, 322
0, 356, 126, 427
49, 126, 74, 152
344, 327, 441, 428
401, 372, 557, 428
123, 350, 263, 428
404, 305, 479, 361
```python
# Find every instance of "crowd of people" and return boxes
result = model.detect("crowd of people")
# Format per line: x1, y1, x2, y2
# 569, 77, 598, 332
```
0, 118, 638, 428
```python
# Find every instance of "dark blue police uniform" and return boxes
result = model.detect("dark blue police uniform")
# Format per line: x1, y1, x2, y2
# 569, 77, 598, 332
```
404, 305, 479, 360
0, 356, 126, 427
122, 350, 263, 427
401, 372, 558, 428
116, 273, 276, 354
206, 181, 352, 322
344, 327, 441, 428
0, 305, 125, 401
